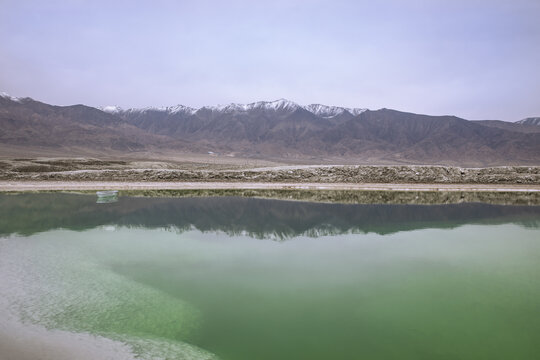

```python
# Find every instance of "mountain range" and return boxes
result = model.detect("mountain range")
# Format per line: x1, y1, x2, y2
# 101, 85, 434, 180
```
1, 93, 539, 165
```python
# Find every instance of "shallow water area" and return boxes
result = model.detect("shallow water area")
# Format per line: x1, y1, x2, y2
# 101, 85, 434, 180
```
1, 192, 540, 360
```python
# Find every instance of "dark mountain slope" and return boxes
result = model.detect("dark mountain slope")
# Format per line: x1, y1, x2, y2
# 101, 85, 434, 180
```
348, 109, 540, 164
473, 120, 540, 133
0, 96, 189, 152
116, 105, 539, 165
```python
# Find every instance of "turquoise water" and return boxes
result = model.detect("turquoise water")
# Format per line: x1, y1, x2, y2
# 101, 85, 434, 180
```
1, 193, 539, 359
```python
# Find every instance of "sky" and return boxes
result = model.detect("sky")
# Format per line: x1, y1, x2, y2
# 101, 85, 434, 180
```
1, 0, 539, 121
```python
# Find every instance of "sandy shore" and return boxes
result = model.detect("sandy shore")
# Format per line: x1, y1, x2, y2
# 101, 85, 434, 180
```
0, 181, 539, 192
0, 324, 134, 360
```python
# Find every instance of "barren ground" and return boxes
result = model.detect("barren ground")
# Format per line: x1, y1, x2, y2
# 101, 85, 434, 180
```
0, 156, 539, 186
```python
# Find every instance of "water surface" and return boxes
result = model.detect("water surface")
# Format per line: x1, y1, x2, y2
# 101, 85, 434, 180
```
1, 193, 539, 359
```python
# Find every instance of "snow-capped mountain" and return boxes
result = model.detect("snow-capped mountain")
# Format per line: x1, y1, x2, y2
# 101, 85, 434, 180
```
101, 99, 366, 118
518, 117, 540, 126
100, 105, 123, 113
304, 104, 366, 118
100, 104, 197, 115
200, 99, 303, 113
2, 92, 539, 165
0, 92, 24, 103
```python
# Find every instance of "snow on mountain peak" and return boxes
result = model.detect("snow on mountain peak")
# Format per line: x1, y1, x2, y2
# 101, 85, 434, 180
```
202, 103, 247, 112
347, 107, 367, 116
260, 99, 301, 111
100, 105, 123, 113
0, 92, 23, 103
98, 99, 366, 117
161, 105, 197, 115
517, 117, 540, 126
101, 104, 197, 115
305, 104, 346, 117
305, 104, 366, 118
201, 99, 302, 113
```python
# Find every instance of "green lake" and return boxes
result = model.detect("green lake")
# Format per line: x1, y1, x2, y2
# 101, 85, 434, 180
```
1, 192, 539, 359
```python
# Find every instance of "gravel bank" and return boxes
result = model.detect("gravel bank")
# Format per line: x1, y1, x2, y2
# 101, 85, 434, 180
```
1, 165, 539, 184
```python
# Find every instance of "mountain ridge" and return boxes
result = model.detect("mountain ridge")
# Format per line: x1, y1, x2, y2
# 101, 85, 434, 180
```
1, 93, 539, 166
518, 117, 540, 126
100, 98, 368, 119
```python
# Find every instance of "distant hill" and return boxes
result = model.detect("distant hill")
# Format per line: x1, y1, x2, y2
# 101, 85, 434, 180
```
1, 94, 539, 165
472, 120, 540, 134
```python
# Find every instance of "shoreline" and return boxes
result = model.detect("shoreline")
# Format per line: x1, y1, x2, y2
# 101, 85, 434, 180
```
0, 241, 135, 360
1, 181, 540, 192
0, 322, 134, 360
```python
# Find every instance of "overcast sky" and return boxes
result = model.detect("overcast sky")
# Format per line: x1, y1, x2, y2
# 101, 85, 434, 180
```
1, 0, 539, 121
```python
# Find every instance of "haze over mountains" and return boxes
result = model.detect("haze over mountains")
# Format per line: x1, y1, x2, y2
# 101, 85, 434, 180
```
1, 93, 539, 166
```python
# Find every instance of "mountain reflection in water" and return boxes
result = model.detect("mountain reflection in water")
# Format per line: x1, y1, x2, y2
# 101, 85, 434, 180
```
1, 192, 538, 238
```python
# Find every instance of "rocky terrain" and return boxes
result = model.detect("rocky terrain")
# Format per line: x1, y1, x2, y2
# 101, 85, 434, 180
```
0, 95, 192, 152
119, 189, 540, 206
1, 158, 538, 184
